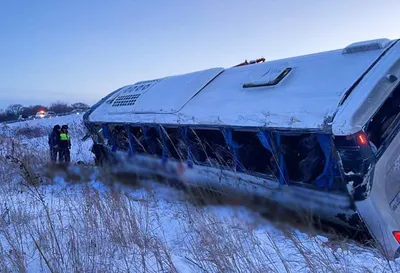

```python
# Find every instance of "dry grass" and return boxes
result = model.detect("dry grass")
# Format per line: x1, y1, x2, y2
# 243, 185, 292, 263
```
0, 158, 178, 272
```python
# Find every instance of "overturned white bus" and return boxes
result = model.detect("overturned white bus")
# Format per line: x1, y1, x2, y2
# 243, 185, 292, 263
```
83, 38, 400, 259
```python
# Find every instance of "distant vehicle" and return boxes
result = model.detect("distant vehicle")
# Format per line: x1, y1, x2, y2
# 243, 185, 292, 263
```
18, 114, 28, 120
35, 111, 56, 118
71, 109, 85, 115
46, 111, 56, 117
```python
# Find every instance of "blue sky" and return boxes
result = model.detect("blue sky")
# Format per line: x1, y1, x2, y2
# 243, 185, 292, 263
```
1, 0, 399, 109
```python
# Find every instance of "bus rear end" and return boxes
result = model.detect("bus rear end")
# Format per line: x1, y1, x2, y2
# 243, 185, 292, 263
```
354, 81, 400, 259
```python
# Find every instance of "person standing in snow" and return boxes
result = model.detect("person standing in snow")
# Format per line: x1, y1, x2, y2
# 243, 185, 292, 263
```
48, 125, 61, 162
59, 125, 71, 163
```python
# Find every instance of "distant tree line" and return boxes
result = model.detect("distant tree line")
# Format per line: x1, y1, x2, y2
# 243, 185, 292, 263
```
0, 101, 90, 122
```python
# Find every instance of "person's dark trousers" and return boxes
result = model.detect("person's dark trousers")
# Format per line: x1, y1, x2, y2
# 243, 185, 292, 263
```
58, 149, 63, 163
50, 147, 58, 162
59, 147, 71, 163
65, 148, 71, 162
59, 148, 66, 163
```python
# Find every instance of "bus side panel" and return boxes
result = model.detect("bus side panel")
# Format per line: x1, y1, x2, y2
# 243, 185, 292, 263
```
356, 131, 400, 259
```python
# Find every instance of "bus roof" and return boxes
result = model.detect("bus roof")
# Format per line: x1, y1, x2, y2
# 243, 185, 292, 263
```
88, 38, 399, 134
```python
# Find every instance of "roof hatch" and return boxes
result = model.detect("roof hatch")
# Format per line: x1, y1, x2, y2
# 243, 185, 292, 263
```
342, 38, 391, 54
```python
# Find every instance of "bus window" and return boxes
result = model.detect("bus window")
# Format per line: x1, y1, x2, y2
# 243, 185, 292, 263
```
366, 83, 400, 150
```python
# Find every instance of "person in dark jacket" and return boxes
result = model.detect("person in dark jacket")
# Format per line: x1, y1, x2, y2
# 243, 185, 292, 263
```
48, 125, 61, 162
59, 125, 71, 163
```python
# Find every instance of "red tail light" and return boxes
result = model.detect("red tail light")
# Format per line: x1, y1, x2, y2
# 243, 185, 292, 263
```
393, 231, 400, 243
357, 132, 368, 145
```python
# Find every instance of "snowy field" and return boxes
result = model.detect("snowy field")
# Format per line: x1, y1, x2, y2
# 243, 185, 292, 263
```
0, 115, 400, 272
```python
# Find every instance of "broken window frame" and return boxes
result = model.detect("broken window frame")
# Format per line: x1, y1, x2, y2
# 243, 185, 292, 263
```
365, 82, 400, 158
115, 124, 341, 191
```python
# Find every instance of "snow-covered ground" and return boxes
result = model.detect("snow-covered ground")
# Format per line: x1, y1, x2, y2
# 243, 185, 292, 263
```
1, 115, 400, 272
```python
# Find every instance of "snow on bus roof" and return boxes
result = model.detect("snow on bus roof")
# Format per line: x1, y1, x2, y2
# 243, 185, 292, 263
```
89, 39, 397, 132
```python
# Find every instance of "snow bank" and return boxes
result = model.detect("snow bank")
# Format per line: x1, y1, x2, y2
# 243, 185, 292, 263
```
0, 114, 94, 164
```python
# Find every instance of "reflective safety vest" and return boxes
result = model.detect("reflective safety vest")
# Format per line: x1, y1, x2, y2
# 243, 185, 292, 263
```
60, 133, 70, 141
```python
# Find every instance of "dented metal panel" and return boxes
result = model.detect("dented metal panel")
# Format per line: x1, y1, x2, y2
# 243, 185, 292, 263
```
355, 128, 400, 259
